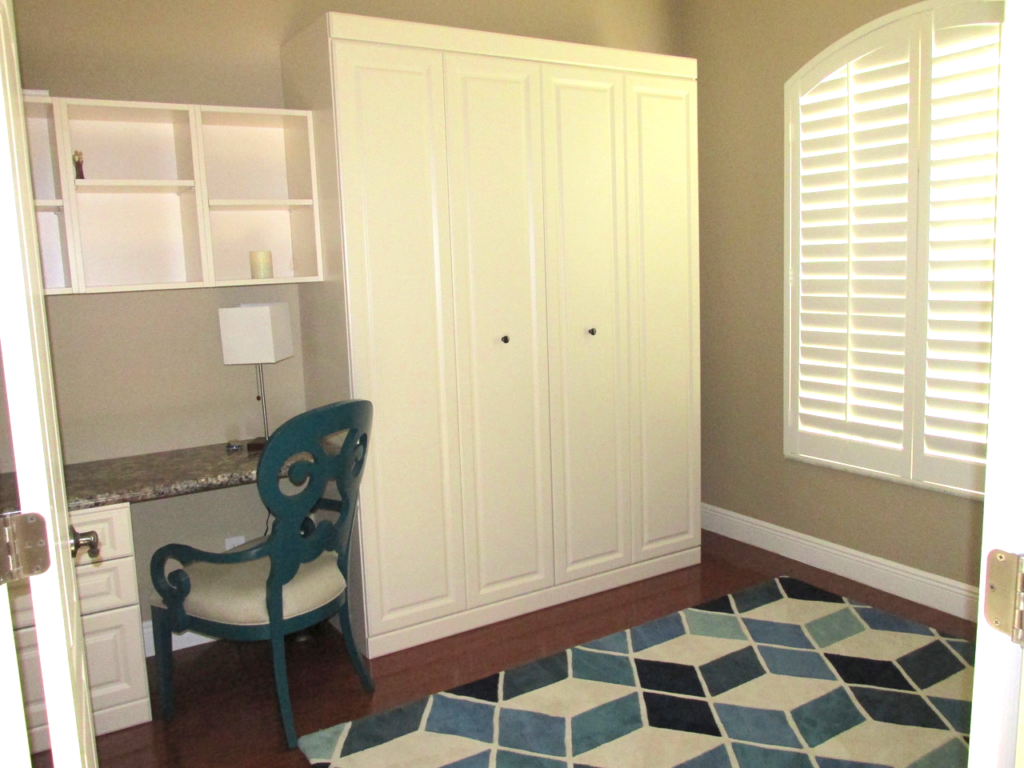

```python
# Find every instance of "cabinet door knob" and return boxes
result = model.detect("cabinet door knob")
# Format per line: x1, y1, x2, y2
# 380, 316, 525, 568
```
588, 328, 597, 336
70, 526, 100, 558
501, 335, 510, 344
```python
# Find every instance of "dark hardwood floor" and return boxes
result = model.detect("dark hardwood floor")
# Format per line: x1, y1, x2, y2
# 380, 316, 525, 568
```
32, 531, 976, 768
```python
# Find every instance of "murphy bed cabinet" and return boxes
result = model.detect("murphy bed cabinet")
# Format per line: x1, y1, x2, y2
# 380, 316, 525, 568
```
22, 94, 322, 293
282, 14, 701, 657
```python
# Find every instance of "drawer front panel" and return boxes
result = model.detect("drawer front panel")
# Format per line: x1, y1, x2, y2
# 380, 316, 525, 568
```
76, 556, 140, 615
9, 552, 139, 628
72, 503, 133, 563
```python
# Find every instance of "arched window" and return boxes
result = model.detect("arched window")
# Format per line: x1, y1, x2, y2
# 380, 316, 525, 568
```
784, 0, 1003, 496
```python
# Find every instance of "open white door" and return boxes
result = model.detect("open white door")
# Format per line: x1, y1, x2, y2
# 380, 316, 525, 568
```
968, 0, 1024, 765
0, 0, 97, 764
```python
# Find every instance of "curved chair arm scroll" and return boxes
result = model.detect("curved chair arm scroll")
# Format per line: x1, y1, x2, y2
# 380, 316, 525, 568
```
150, 539, 272, 611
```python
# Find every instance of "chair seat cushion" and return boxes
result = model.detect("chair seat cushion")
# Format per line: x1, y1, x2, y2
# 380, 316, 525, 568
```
175, 550, 346, 626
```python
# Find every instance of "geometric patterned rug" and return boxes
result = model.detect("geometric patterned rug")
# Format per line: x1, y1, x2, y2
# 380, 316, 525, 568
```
298, 577, 974, 768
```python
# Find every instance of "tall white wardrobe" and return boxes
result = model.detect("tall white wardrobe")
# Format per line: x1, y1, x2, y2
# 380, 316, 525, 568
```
283, 13, 700, 657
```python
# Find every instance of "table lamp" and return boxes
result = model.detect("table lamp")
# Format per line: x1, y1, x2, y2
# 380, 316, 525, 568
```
218, 302, 294, 452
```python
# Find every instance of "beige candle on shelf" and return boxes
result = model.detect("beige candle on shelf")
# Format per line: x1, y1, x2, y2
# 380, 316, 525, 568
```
250, 250, 273, 279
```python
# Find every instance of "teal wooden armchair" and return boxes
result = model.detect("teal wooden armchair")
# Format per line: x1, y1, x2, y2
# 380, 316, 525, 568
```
150, 400, 374, 748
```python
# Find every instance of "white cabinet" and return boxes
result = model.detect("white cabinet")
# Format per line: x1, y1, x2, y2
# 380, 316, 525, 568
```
9, 503, 150, 753
283, 13, 701, 657
21, 95, 322, 293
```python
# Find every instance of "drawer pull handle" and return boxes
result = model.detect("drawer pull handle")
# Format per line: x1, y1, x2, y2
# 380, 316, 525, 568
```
501, 335, 510, 344
588, 327, 597, 336
70, 526, 100, 559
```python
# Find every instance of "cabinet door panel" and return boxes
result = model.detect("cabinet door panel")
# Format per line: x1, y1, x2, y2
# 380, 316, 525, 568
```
627, 75, 701, 561
446, 54, 553, 607
334, 41, 466, 632
544, 66, 631, 583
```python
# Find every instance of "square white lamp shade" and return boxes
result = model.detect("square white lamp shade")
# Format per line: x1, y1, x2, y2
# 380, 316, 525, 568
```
218, 303, 294, 365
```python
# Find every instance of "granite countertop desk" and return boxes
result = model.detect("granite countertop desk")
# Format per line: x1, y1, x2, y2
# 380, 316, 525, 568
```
0, 443, 262, 514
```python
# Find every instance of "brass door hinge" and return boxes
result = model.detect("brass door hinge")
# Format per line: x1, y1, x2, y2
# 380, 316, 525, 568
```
0, 512, 50, 586
984, 549, 1024, 645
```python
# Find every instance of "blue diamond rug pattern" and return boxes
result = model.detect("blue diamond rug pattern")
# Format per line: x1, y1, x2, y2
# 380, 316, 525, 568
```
299, 577, 973, 768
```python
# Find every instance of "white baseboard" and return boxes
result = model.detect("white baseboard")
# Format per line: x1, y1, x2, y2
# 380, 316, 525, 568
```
142, 620, 214, 658
701, 503, 979, 621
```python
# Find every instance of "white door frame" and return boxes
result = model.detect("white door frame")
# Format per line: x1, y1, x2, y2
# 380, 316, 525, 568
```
968, 0, 1024, 764
0, 0, 96, 763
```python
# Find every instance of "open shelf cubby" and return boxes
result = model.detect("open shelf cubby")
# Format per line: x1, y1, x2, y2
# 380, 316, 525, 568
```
75, 188, 204, 290
199, 107, 320, 284
25, 96, 73, 291
64, 101, 197, 183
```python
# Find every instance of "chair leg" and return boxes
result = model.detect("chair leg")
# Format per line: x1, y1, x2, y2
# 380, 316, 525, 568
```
339, 602, 374, 692
151, 605, 175, 719
271, 630, 297, 749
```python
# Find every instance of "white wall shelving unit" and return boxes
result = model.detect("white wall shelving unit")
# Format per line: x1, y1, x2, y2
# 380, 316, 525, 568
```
21, 96, 322, 293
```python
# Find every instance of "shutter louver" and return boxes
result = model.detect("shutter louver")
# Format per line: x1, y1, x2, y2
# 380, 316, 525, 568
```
919, 21, 1000, 468
796, 41, 912, 450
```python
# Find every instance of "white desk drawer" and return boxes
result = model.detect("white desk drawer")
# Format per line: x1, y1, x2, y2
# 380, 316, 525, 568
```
72, 503, 134, 563
16, 604, 151, 750
76, 556, 140, 616
10, 557, 139, 629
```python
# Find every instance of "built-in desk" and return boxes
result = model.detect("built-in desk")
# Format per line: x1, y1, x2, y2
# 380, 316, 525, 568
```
2, 443, 262, 753
0, 442, 260, 513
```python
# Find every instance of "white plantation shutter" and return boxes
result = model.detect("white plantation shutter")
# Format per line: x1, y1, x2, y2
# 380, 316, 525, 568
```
785, 1, 1003, 496
794, 29, 917, 476
913, 11, 1001, 490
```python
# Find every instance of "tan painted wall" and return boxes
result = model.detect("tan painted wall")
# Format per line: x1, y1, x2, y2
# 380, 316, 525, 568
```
669, 0, 984, 586
45, 286, 306, 464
